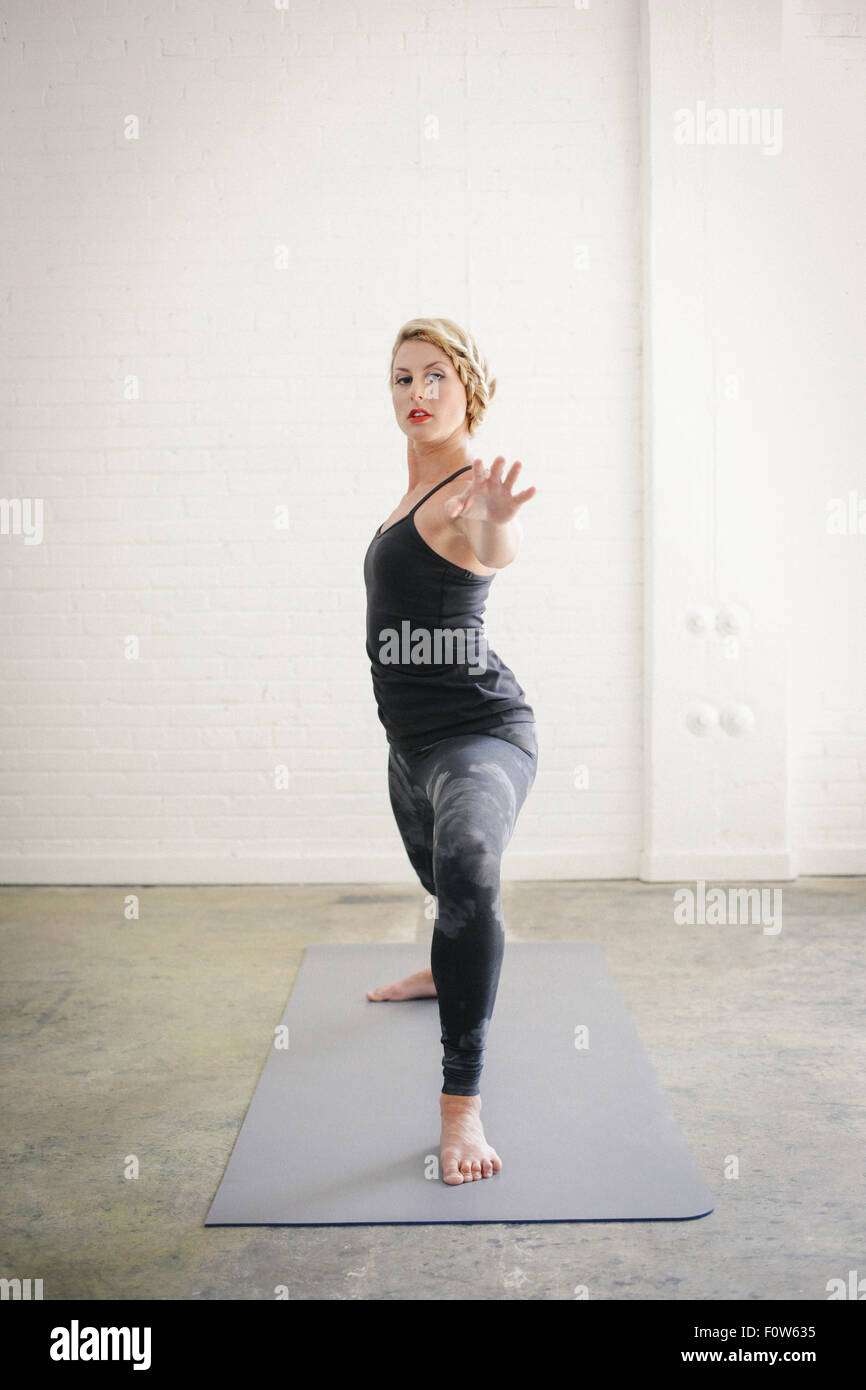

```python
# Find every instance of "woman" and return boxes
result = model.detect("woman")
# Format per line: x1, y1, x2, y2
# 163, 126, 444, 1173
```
363, 317, 538, 1186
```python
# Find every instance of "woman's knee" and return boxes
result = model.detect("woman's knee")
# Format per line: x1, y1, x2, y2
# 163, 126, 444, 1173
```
434, 827, 501, 884
432, 835, 504, 934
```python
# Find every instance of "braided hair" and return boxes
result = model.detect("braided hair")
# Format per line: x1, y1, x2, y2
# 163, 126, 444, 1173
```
388, 317, 497, 437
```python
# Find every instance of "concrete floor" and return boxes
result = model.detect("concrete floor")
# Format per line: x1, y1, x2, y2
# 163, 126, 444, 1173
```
0, 878, 863, 1301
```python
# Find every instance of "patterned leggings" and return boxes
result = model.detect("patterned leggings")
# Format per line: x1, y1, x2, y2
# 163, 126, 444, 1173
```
386, 724, 538, 1096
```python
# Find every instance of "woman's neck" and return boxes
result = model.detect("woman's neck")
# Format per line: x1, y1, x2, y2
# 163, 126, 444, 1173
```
405, 437, 475, 491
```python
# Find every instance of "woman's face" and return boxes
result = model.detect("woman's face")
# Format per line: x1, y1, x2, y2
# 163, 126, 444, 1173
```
391, 339, 469, 443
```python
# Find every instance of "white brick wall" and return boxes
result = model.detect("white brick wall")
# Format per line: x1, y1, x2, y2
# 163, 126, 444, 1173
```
780, 0, 866, 872
0, 0, 862, 883
0, 0, 641, 882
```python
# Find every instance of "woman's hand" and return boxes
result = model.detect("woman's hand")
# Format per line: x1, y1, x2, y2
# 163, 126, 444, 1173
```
444, 456, 536, 526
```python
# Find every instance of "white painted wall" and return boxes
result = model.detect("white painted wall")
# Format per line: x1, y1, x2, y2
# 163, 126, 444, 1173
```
0, 0, 862, 884
0, 0, 642, 883
777, 0, 866, 873
641, 0, 866, 880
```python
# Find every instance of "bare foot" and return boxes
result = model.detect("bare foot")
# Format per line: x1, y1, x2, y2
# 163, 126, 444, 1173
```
366, 967, 437, 1002
439, 1093, 502, 1185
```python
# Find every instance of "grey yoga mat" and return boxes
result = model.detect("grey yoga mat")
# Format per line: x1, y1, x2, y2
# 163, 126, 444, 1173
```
205, 942, 714, 1225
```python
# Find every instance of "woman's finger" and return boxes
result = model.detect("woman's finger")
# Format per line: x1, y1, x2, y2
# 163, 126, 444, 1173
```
503, 460, 522, 490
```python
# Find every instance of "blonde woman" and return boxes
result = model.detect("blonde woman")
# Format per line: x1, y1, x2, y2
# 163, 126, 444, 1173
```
364, 318, 538, 1185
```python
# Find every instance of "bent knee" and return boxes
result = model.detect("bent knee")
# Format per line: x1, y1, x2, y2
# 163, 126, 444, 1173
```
433, 834, 502, 896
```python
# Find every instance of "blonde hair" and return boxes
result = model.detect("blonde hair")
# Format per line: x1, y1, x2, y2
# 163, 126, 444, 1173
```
388, 317, 496, 437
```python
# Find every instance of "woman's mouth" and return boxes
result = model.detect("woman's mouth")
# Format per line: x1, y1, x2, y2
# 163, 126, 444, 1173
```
408, 410, 431, 420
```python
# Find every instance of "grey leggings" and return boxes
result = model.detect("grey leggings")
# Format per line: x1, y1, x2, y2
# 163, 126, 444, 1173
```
386, 724, 538, 1096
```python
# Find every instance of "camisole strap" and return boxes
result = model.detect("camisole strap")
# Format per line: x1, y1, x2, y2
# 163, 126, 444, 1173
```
408, 464, 473, 516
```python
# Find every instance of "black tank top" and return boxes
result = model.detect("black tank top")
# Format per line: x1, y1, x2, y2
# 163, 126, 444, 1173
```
363, 465, 535, 754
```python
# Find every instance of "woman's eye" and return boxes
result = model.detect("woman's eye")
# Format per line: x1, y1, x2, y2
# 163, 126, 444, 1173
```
395, 373, 444, 385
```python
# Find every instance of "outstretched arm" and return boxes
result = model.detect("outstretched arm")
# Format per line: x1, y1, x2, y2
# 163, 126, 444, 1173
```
445, 457, 536, 569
